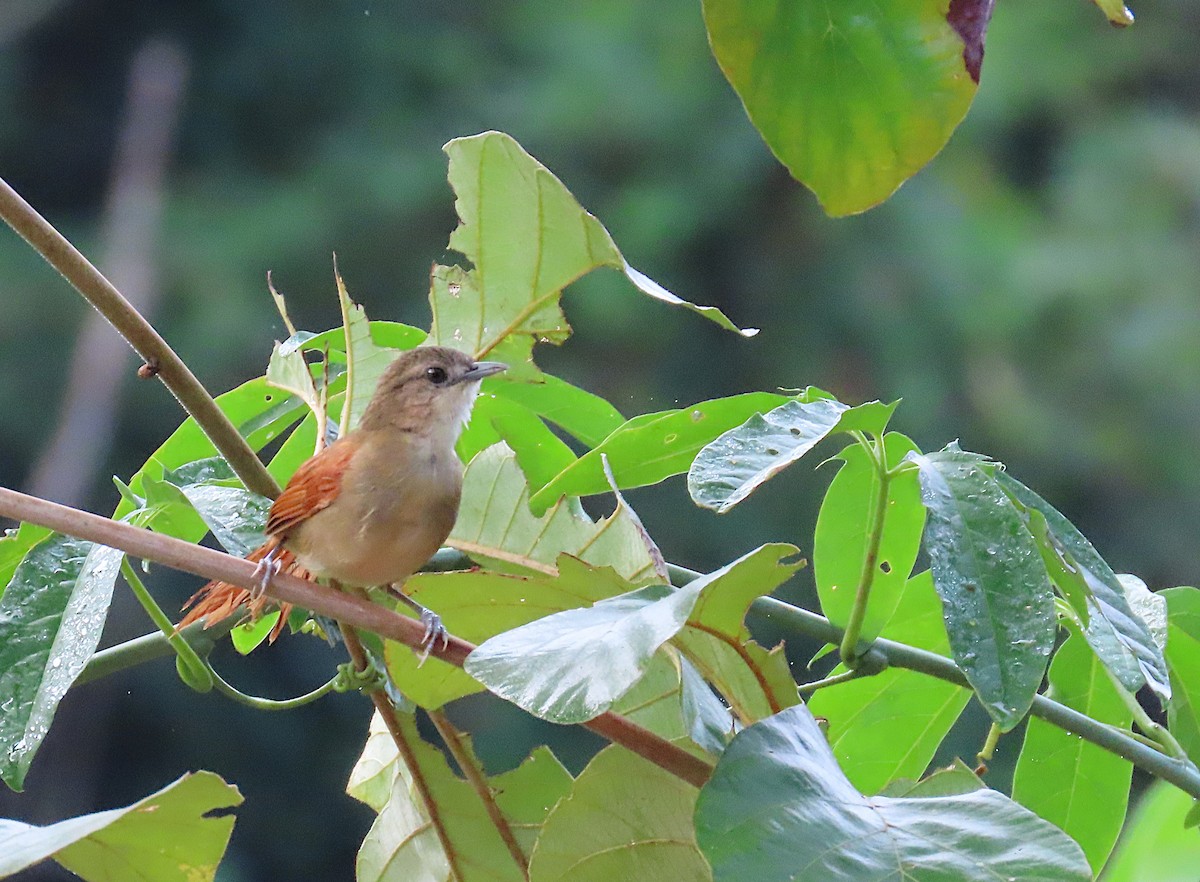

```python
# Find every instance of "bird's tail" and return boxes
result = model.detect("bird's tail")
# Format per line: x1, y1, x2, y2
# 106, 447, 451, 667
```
178, 542, 310, 643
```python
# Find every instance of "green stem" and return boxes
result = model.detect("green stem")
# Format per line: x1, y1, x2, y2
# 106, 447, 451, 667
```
1105, 667, 1189, 761
978, 722, 1002, 763
798, 668, 866, 695
208, 664, 338, 710
0, 175, 280, 499
120, 555, 212, 691
839, 434, 891, 668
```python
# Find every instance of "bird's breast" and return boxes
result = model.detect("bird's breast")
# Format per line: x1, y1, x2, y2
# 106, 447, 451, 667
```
286, 433, 462, 587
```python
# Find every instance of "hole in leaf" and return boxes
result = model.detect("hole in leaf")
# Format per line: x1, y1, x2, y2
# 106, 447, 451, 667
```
879, 561, 891, 574
766, 448, 779, 456
789, 427, 801, 436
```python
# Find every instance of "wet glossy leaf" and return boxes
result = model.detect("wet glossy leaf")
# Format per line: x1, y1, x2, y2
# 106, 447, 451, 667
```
909, 448, 1054, 730
354, 711, 569, 882
808, 571, 971, 795
1120, 574, 1166, 652
465, 546, 793, 724
680, 655, 739, 756
1162, 587, 1200, 765
672, 544, 804, 723
814, 433, 924, 642
1012, 633, 1133, 875
997, 473, 1169, 700
449, 444, 660, 584
387, 558, 636, 709
429, 132, 750, 377
703, 0, 982, 216
531, 392, 790, 513
694, 704, 1091, 882
0, 523, 51, 602
689, 398, 898, 513
528, 745, 710, 882
0, 534, 122, 790
0, 771, 240, 881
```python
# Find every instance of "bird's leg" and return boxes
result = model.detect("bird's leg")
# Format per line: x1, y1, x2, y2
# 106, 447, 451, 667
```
388, 585, 449, 663
249, 542, 283, 602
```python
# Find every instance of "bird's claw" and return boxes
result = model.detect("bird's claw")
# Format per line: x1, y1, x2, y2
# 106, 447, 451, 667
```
416, 609, 449, 668
249, 548, 282, 602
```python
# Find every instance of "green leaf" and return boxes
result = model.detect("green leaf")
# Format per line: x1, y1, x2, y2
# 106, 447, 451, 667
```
528, 745, 711, 882
694, 704, 1091, 882
0, 534, 122, 790
430, 132, 750, 376
1163, 587, 1200, 765
909, 448, 1055, 730
0, 523, 51, 601
814, 432, 925, 642
354, 711, 569, 882
458, 391, 577, 491
0, 771, 240, 881
449, 444, 661, 584
265, 337, 322, 420
808, 571, 971, 795
689, 398, 898, 513
465, 545, 795, 724
487, 373, 625, 449
337, 272, 401, 435
386, 558, 638, 709
997, 472, 1170, 701
878, 760, 985, 798
1012, 632, 1134, 875
531, 391, 790, 513
1120, 574, 1167, 652
1090, 0, 1135, 27
702, 0, 981, 217
114, 377, 305, 520
230, 612, 280, 655
1102, 781, 1200, 882
680, 655, 739, 756
672, 545, 804, 723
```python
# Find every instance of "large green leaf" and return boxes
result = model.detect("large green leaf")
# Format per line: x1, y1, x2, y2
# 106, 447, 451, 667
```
429, 132, 750, 377
528, 745, 710, 882
0, 772, 239, 881
487, 373, 625, 449
1012, 633, 1134, 875
998, 473, 1170, 701
353, 711, 570, 882
672, 545, 804, 723
1162, 587, 1200, 765
448, 444, 661, 584
808, 571, 971, 795
688, 397, 897, 513
702, 0, 982, 217
1102, 781, 1200, 882
814, 433, 925, 642
909, 448, 1055, 730
386, 558, 637, 709
530, 391, 790, 512
464, 545, 796, 724
694, 704, 1091, 882
0, 534, 122, 790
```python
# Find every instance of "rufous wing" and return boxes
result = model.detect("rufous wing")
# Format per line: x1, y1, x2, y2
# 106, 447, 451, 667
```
265, 436, 360, 538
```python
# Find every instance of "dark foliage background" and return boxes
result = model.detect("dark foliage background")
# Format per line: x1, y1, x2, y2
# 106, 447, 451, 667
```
2, 1, 1198, 879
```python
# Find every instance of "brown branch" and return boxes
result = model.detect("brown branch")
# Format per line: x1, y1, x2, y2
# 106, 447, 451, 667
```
429, 709, 529, 878
0, 176, 280, 500
0, 485, 713, 788
339, 624, 465, 881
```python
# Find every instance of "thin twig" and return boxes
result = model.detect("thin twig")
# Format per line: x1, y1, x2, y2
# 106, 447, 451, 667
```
339, 622, 466, 880
0, 486, 713, 788
0, 176, 280, 500
429, 709, 529, 878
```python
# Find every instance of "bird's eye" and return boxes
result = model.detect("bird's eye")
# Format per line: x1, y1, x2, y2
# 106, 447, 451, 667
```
425, 366, 449, 385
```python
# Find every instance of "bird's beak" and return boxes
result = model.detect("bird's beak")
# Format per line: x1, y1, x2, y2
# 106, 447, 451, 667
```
459, 361, 508, 383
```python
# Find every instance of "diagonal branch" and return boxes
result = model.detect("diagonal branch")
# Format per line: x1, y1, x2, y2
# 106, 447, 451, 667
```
0, 176, 280, 500
0, 485, 712, 789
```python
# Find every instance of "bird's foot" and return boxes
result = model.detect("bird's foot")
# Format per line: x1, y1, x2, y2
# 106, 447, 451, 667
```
249, 546, 283, 602
416, 608, 449, 667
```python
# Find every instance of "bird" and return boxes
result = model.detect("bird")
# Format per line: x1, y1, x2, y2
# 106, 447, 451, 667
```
179, 345, 507, 648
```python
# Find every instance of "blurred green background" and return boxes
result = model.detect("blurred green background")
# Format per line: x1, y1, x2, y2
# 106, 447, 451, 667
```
2, 1, 1198, 879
